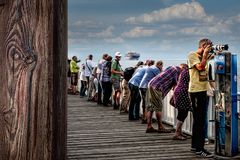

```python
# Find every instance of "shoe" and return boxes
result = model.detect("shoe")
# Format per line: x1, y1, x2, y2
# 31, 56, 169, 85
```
129, 117, 139, 121
129, 116, 135, 120
102, 103, 108, 107
113, 107, 119, 110
172, 135, 187, 140
120, 111, 128, 114
141, 119, 147, 124
157, 128, 172, 133
205, 138, 209, 145
181, 133, 188, 138
190, 148, 196, 152
196, 149, 213, 158
146, 127, 158, 133
152, 119, 157, 123
113, 103, 119, 110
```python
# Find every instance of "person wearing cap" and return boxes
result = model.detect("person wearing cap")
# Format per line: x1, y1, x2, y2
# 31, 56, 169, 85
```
111, 52, 124, 109
70, 56, 80, 94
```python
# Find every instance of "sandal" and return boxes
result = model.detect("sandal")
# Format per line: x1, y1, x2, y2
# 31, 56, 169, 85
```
181, 133, 188, 138
158, 128, 172, 133
146, 127, 158, 133
172, 135, 187, 140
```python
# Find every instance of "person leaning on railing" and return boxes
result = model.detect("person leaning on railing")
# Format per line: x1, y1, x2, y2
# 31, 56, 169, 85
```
170, 64, 191, 141
139, 60, 163, 124
145, 65, 182, 134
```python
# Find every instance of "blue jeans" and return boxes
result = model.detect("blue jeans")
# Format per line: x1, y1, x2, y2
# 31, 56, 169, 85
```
218, 112, 225, 146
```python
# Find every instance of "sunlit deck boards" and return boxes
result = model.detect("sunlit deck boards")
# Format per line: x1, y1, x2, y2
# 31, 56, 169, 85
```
67, 95, 215, 160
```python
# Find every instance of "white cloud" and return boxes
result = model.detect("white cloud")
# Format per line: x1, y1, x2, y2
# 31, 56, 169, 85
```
68, 38, 88, 45
125, 1, 213, 24
88, 26, 114, 38
159, 24, 176, 29
72, 20, 95, 27
68, 30, 74, 37
225, 14, 240, 24
104, 37, 124, 43
122, 27, 158, 38
236, 14, 240, 23
179, 22, 231, 36
68, 30, 82, 38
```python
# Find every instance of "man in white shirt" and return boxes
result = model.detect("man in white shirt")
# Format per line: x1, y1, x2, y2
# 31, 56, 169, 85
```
84, 54, 95, 100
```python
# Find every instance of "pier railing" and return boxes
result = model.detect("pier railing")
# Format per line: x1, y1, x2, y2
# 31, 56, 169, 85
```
162, 92, 240, 140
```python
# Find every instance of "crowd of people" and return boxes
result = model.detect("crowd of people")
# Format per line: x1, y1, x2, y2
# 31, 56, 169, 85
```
68, 38, 216, 158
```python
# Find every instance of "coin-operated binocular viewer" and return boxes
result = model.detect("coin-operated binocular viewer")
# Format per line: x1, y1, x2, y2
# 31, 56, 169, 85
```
214, 45, 238, 157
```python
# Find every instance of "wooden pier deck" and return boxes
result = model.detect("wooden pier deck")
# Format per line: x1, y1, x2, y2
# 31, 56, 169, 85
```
67, 95, 215, 160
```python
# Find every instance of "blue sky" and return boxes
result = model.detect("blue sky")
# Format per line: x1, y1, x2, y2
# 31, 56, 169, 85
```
68, 0, 240, 68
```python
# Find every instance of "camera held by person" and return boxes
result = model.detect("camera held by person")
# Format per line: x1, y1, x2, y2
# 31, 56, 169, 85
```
209, 44, 229, 54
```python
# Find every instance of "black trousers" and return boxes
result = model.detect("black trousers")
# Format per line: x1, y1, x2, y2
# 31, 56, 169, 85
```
177, 108, 189, 122
190, 91, 207, 152
97, 81, 102, 104
102, 81, 112, 105
140, 88, 147, 116
128, 83, 141, 120
80, 81, 87, 96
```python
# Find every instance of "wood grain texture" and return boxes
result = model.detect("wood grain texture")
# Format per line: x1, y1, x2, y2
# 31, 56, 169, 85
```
0, 0, 6, 5
0, 0, 67, 160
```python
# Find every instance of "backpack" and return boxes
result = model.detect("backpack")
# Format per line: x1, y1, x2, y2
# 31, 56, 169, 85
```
123, 67, 135, 81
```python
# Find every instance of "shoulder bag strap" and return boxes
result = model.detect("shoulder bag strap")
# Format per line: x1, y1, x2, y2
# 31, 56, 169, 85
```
85, 60, 92, 74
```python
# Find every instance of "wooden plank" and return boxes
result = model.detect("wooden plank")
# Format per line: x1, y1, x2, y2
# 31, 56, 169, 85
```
67, 95, 216, 160
0, 0, 67, 160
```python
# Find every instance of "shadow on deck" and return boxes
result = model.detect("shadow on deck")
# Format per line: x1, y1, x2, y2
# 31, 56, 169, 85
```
67, 95, 230, 160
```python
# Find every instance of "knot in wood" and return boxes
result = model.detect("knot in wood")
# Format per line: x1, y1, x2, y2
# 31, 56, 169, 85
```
13, 52, 20, 60
23, 54, 37, 64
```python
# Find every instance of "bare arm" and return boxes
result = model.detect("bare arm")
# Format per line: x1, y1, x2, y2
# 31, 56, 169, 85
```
195, 44, 212, 71
111, 69, 123, 75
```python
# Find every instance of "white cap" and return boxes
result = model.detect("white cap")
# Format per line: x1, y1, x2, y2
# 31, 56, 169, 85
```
115, 52, 122, 57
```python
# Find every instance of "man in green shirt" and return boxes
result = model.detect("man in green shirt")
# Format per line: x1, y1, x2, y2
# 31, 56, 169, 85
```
111, 52, 124, 109
70, 56, 80, 94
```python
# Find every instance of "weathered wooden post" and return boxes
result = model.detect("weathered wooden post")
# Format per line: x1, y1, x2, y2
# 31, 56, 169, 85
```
0, 0, 67, 159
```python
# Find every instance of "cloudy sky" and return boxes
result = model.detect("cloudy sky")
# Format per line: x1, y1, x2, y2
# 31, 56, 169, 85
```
68, 0, 240, 67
